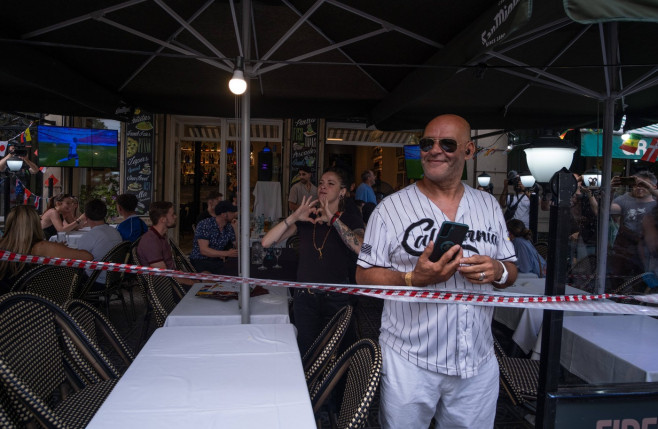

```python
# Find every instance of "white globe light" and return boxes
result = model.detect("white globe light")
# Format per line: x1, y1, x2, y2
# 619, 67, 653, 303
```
524, 147, 575, 183
477, 173, 491, 187
6, 157, 23, 172
229, 70, 247, 95
520, 174, 536, 188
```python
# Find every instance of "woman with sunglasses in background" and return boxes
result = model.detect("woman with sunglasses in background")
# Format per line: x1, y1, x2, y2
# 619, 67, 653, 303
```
40, 193, 87, 240
262, 167, 364, 355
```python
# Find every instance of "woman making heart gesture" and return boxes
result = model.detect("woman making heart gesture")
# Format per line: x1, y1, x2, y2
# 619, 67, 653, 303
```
262, 167, 365, 354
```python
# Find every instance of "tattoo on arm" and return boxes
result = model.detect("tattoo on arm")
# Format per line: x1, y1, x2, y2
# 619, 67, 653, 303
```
333, 219, 363, 253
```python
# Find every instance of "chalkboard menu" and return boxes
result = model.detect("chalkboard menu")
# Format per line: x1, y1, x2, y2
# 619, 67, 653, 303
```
289, 118, 319, 184
124, 110, 154, 215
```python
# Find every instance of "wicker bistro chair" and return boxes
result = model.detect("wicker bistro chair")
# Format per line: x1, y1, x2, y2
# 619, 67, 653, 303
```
168, 237, 197, 273
11, 264, 83, 305
309, 338, 382, 429
64, 299, 135, 374
533, 241, 549, 261
566, 254, 597, 293
303, 305, 354, 392
493, 336, 539, 414
143, 272, 187, 328
77, 241, 132, 322
0, 292, 121, 428
130, 242, 156, 348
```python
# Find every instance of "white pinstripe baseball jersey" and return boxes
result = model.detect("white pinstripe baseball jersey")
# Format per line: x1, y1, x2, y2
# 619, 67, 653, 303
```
357, 183, 516, 378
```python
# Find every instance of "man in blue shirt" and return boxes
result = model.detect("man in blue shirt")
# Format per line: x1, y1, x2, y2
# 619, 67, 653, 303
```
189, 200, 239, 274
116, 194, 148, 242
355, 169, 377, 205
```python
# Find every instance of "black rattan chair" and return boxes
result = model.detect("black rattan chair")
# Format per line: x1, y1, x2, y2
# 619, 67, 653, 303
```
493, 336, 539, 414
533, 241, 549, 261
64, 299, 134, 374
142, 273, 187, 328
0, 292, 121, 428
566, 254, 597, 292
77, 241, 132, 322
168, 237, 196, 273
11, 264, 83, 305
303, 305, 354, 392
309, 338, 382, 429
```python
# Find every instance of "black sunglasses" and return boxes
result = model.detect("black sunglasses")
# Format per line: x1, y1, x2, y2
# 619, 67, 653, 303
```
419, 137, 459, 153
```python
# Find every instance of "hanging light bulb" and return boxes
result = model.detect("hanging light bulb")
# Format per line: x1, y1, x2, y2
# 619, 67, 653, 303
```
228, 57, 247, 95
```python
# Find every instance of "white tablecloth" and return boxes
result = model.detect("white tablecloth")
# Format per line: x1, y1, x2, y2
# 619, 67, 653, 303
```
87, 324, 315, 429
164, 283, 290, 327
493, 277, 588, 354
47, 228, 90, 248
561, 315, 658, 383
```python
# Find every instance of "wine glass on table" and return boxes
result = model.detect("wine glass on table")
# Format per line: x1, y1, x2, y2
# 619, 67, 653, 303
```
257, 247, 267, 271
273, 247, 282, 269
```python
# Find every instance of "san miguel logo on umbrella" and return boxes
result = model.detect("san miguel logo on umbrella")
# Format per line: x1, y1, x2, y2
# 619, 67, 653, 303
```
619, 133, 641, 154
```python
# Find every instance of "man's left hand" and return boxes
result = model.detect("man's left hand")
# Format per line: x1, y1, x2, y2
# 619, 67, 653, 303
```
457, 255, 502, 284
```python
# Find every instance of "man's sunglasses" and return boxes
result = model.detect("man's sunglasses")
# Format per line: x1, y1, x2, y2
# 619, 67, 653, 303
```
419, 137, 459, 153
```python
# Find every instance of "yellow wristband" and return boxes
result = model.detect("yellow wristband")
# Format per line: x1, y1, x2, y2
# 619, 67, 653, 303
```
404, 271, 414, 286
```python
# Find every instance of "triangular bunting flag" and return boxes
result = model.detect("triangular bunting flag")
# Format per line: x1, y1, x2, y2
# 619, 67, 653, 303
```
34, 196, 40, 209
24, 128, 31, 142
641, 138, 658, 163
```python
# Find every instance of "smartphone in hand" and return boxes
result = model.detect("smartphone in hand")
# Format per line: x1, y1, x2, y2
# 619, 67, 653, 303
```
429, 221, 469, 263
618, 177, 635, 187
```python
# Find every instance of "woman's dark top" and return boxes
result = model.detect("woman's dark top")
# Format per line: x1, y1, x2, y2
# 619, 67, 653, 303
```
295, 209, 364, 284
43, 213, 63, 240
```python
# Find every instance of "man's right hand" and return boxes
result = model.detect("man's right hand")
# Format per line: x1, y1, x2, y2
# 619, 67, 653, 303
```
409, 242, 462, 286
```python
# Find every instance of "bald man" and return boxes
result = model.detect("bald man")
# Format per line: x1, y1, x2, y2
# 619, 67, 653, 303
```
356, 114, 517, 429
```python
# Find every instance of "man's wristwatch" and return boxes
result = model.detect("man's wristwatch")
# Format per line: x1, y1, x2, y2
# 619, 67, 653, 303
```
492, 261, 508, 285
404, 271, 414, 286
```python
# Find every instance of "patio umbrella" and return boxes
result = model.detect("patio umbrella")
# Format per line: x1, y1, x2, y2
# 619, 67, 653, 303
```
371, 0, 658, 293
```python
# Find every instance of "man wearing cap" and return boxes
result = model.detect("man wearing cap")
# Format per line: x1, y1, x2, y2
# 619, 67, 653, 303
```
499, 170, 532, 229
288, 165, 317, 212
189, 200, 239, 274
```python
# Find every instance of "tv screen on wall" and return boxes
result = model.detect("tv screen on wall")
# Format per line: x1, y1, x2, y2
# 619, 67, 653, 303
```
403, 145, 424, 180
37, 125, 118, 168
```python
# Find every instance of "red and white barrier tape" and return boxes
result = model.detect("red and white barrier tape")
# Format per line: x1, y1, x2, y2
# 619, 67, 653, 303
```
2, 250, 657, 316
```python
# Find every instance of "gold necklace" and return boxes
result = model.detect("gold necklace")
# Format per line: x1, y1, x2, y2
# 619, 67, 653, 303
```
312, 223, 332, 259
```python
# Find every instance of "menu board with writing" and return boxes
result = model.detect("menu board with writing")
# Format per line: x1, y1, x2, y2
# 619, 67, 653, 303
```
289, 118, 319, 184
124, 110, 154, 215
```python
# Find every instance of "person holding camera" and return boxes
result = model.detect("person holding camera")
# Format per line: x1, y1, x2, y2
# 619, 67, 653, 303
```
0, 145, 39, 174
499, 170, 531, 228
608, 171, 657, 285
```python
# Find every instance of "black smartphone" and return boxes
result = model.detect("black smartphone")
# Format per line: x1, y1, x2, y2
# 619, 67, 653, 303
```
428, 221, 469, 263
619, 177, 635, 186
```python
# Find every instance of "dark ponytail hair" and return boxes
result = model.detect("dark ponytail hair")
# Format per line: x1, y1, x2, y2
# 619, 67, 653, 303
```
506, 219, 532, 241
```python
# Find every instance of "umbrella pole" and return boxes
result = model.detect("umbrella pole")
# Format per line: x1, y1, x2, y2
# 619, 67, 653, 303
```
595, 22, 618, 294
239, 0, 252, 324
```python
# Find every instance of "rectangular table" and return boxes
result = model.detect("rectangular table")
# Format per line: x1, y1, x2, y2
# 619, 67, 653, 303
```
165, 283, 290, 327
561, 315, 658, 384
87, 324, 315, 429
493, 277, 588, 354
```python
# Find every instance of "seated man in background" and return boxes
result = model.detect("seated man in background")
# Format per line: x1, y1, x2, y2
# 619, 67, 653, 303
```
189, 201, 239, 274
196, 190, 223, 224
137, 201, 195, 286
77, 199, 123, 290
116, 193, 148, 242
